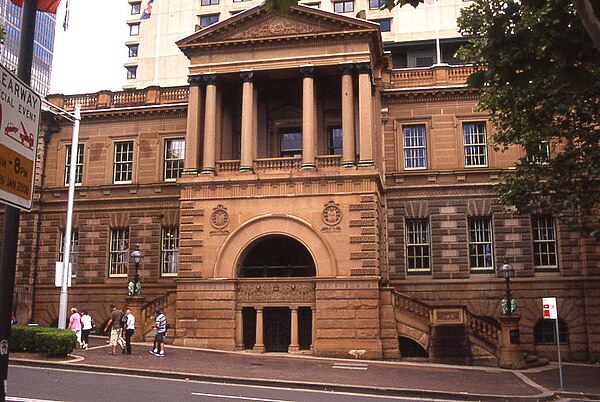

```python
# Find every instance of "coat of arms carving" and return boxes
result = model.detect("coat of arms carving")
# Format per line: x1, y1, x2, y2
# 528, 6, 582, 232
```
210, 204, 230, 235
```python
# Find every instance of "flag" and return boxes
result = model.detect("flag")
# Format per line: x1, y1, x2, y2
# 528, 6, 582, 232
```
140, 0, 154, 20
10, 0, 61, 13
62, 0, 69, 31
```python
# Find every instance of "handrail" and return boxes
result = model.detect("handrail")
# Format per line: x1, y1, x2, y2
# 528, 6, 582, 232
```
465, 310, 500, 352
391, 289, 431, 324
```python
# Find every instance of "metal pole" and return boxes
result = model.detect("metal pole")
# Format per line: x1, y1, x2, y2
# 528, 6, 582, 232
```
434, 0, 442, 65
555, 318, 564, 390
505, 276, 512, 316
57, 104, 81, 329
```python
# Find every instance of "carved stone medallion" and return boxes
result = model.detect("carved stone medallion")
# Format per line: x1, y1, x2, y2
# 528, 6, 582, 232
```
210, 204, 230, 236
321, 200, 342, 232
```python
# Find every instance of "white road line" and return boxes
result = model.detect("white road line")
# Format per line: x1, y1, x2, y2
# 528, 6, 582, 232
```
191, 392, 293, 402
332, 363, 368, 370
7, 397, 63, 402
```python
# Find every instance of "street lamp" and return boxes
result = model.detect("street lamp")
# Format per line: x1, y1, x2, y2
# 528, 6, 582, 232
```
499, 256, 515, 315
129, 244, 144, 296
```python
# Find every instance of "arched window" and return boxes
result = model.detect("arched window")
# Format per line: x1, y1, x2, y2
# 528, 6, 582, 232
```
534, 319, 569, 344
240, 235, 316, 278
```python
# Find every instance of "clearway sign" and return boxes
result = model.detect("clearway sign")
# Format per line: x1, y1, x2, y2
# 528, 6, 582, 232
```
0, 64, 40, 211
542, 297, 558, 320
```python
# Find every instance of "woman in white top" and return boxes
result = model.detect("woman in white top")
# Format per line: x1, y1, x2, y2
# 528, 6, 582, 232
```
80, 309, 93, 350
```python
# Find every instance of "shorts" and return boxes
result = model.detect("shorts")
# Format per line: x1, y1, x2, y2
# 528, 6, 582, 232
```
109, 328, 122, 346
155, 332, 166, 343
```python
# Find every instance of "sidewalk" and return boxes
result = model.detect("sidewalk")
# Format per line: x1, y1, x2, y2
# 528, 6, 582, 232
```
10, 336, 600, 401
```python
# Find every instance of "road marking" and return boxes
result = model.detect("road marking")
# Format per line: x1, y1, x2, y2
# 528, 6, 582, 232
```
332, 363, 368, 370
8, 397, 63, 402
191, 392, 292, 402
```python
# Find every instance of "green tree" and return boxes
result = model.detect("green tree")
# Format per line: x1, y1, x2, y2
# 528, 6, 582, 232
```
457, 0, 600, 238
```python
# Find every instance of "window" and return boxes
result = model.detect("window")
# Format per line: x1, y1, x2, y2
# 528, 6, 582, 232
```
403, 125, 426, 169
127, 44, 139, 58
468, 217, 494, 271
369, 0, 385, 9
405, 219, 430, 273
59, 229, 79, 277
463, 122, 488, 167
527, 141, 551, 164
534, 319, 569, 344
280, 129, 302, 157
373, 18, 391, 32
109, 228, 129, 277
126, 66, 137, 80
415, 56, 434, 67
532, 216, 558, 270
113, 141, 134, 183
201, 0, 219, 4
64, 144, 84, 185
328, 127, 342, 155
161, 227, 179, 276
129, 23, 139, 36
130, 2, 141, 14
199, 14, 219, 27
164, 139, 185, 180
333, 0, 353, 13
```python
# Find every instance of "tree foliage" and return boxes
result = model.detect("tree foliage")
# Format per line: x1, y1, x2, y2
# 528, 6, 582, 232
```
457, 0, 600, 238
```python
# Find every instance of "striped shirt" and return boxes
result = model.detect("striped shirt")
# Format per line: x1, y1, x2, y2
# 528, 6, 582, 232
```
155, 313, 167, 334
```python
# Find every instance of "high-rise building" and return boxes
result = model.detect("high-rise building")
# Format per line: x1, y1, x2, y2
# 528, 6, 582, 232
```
0, 0, 56, 95
124, 0, 471, 88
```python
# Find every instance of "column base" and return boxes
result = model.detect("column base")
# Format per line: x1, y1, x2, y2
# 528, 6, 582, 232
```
253, 344, 265, 353
239, 166, 254, 173
301, 163, 316, 169
357, 160, 374, 167
200, 168, 216, 175
288, 345, 300, 353
181, 169, 198, 176
341, 161, 356, 168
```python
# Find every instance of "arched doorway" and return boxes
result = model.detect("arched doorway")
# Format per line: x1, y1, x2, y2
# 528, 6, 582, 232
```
239, 235, 315, 352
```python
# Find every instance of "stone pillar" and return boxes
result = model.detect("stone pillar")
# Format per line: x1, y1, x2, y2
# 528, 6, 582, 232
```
300, 65, 316, 169
183, 76, 203, 175
235, 308, 243, 350
340, 63, 356, 167
240, 71, 255, 172
201, 73, 218, 174
289, 307, 299, 353
125, 295, 145, 342
356, 62, 374, 167
498, 315, 526, 369
254, 307, 265, 352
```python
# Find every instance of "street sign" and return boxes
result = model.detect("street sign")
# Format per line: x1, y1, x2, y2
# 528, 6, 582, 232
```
542, 297, 558, 319
0, 65, 41, 211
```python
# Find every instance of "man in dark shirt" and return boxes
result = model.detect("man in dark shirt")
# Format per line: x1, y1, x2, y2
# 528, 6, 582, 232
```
103, 304, 126, 355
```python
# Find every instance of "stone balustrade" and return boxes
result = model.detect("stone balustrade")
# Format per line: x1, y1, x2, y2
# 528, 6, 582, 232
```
466, 310, 500, 352
389, 64, 482, 89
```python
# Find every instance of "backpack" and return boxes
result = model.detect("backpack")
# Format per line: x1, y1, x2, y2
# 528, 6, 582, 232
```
119, 311, 128, 328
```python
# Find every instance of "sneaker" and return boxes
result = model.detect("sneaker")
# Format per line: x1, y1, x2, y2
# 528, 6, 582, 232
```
158, 351, 164, 357
149, 350, 158, 356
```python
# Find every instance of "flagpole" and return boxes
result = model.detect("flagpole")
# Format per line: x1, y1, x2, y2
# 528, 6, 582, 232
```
153, 0, 161, 85
434, 0, 441, 65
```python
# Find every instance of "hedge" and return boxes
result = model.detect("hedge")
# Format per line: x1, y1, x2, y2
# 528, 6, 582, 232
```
9, 325, 77, 357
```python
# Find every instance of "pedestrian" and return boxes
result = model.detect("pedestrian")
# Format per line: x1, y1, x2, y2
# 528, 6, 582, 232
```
103, 304, 125, 355
67, 307, 82, 348
80, 309, 93, 350
149, 308, 167, 357
124, 308, 135, 355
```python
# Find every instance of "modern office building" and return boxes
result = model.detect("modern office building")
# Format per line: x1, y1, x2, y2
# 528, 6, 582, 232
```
0, 0, 56, 95
124, 0, 471, 88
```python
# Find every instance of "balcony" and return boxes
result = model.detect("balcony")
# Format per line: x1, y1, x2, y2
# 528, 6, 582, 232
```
388, 64, 482, 89
215, 155, 342, 174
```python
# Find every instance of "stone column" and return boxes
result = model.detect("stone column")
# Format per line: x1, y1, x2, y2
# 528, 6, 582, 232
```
201, 73, 218, 174
340, 63, 355, 167
356, 62, 374, 167
300, 65, 316, 169
183, 76, 203, 175
498, 315, 526, 369
254, 307, 265, 352
125, 295, 145, 342
240, 71, 255, 172
235, 308, 243, 350
289, 307, 299, 353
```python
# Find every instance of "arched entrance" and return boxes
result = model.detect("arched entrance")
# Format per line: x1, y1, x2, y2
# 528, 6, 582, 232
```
238, 235, 316, 353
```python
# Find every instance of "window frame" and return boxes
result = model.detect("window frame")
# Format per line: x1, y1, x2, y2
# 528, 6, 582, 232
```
534, 319, 569, 345
369, 0, 385, 9
160, 226, 179, 277
402, 124, 427, 170
164, 138, 185, 181
199, 13, 219, 27
532, 215, 559, 271
468, 217, 494, 272
126, 65, 137, 80
113, 140, 134, 184
463, 121, 489, 167
128, 23, 140, 36
59, 229, 79, 277
201, 0, 219, 5
280, 128, 303, 158
327, 127, 342, 156
64, 143, 84, 186
405, 218, 431, 274
130, 2, 141, 14
373, 18, 392, 32
333, 0, 354, 13
109, 228, 129, 278
127, 44, 139, 58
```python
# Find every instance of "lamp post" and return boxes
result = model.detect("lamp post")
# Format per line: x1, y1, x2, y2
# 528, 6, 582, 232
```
499, 256, 515, 315
129, 244, 144, 296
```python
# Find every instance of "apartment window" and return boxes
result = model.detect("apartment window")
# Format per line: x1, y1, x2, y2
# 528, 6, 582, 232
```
527, 141, 551, 164
463, 122, 488, 167
373, 18, 391, 32
59, 229, 79, 277
534, 319, 569, 344
333, 0, 353, 13
201, 0, 219, 4
532, 215, 558, 270
126, 66, 137, 80
405, 219, 430, 273
164, 139, 185, 181
127, 44, 139, 58
130, 2, 141, 14
415, 56, 434, 67
468, 217, 494, 271
369, 0, 385, 9
64, 144, 84, 185
328, 127, 342, 155
199, 14, 219, 27
113, 141, 134, 183
280, 129, 302, 157
403, 125, 426, 169
109, 228, 129, 277
129, 23, 139, 36
161, 227, 179, 276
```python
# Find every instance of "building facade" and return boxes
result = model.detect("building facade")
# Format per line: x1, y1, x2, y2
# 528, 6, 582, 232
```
15, 5, 600, 363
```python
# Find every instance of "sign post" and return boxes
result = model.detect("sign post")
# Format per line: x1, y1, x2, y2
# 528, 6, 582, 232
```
542, 297, 564, 390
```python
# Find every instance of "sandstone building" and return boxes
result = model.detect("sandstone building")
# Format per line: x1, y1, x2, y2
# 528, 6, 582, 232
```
14, 5, 600, 364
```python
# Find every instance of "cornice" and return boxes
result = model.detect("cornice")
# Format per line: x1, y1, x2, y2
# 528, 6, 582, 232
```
381, 86, 480, 104
79, 104, 187, 123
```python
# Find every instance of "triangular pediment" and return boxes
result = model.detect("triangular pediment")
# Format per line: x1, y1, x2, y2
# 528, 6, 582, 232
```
177, 5, 380, 49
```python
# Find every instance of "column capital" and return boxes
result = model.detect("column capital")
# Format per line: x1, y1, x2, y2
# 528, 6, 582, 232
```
203, 73, 219, 86
355, 62, 372, 74
188, 75, 203, 86
299, 65, 315, 78
339, 62, 354, 75
240, 70, 255, 82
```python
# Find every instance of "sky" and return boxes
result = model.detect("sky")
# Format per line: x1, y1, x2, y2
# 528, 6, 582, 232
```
50, 0, 131, 95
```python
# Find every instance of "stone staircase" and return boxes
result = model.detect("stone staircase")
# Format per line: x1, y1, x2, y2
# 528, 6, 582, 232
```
523, 351, 550, 368
140, 290, 177, 343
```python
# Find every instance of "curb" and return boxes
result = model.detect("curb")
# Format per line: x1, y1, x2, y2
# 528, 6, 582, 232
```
11, 358, 557, 402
